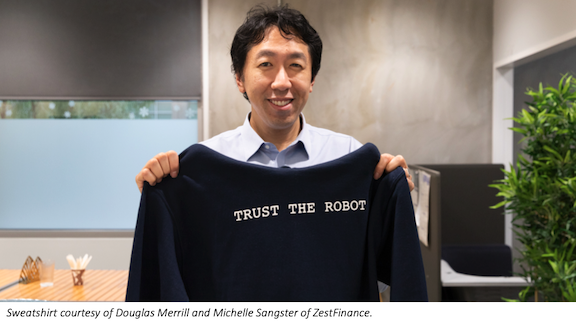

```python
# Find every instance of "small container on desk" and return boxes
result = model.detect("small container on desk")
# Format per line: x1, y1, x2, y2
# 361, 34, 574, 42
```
71, 269, 85, 286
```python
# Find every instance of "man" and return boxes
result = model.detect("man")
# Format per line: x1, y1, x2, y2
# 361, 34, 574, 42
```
135, 5, 413, 193
128, 6, 427, 301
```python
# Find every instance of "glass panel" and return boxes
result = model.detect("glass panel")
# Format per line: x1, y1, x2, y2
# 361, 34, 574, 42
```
0, 99, 199, 229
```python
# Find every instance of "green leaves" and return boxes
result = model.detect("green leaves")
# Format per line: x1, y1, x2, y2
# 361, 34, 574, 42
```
493, 73, 576, 302
509, 127, 528, 135
543, 145, 563, 161
543, 242, 576, 301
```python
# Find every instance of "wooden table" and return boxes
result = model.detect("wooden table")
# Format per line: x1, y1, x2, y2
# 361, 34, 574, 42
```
0, 269, 128, 301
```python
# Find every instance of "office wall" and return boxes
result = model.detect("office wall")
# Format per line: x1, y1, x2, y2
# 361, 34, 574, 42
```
494, 0, 576, 64
208, 0, 493, 164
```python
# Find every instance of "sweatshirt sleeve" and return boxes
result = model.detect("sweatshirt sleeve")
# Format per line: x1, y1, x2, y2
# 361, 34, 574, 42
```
125, 185, 188, 301
372, 167, 428, 301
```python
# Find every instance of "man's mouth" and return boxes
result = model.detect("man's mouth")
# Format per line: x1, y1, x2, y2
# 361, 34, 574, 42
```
269, 99, 293, 107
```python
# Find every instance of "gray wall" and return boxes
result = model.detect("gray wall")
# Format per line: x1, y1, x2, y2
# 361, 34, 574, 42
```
493, 0, 576, 64
208, 0, 493, 164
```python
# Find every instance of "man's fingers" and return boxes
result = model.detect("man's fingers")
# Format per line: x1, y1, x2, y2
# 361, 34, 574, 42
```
405, 167, 415, 192
156, 152, 171, 176
154, 151, 179, 178
135, 168, 158, 193
141, 168, 158, 186
385, 155, 408, 173
167, 150, 179, 178
374, 153, 394, 179
407, 177, 415, 191
135, 151, 179, 193
385, 155, 414, 192
146, 158, 164, 180
135, 173, 144, 193
375, 154, 414, 192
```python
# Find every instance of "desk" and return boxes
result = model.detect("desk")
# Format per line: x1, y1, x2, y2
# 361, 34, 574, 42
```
441, 260, 530, 301
0, 269, 128, 301
441, 260, 529, 287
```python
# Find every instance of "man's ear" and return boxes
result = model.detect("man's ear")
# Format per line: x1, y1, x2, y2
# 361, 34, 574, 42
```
309, 77, 315, 93
235, 73, 246, 94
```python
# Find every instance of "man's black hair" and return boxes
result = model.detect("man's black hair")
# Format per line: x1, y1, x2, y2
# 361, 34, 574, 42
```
230, 5, 323, 101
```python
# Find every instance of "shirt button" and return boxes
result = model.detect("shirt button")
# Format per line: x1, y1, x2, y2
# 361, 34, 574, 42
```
265, 144, 270, 149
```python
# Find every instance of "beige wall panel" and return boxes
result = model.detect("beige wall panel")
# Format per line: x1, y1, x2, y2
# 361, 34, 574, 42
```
494, 0, 576, 63
282, 0, 493, 163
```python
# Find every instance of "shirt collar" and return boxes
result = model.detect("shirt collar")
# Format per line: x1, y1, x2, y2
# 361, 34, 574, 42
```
294, 114, 312, 156
239, 112, 312, 161
239, 113, 266, 161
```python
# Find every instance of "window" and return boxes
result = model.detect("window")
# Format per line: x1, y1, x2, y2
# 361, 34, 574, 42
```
0, 100, 198, 229
0, 0, 202, 230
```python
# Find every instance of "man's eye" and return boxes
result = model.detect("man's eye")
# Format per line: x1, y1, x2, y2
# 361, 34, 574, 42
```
259, 62, 271, 67
291, 63, 303, 68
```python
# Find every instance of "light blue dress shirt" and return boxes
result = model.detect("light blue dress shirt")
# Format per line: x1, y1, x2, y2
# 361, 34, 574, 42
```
201, 113, 363, 167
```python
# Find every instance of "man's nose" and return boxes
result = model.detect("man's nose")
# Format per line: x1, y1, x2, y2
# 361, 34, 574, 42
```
271, 67, 291, 90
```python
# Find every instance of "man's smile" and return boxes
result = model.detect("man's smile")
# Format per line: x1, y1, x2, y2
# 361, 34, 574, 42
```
268, 99, 294, 108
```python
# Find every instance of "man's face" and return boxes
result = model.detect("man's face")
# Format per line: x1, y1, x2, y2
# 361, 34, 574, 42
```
236, 26, 314, 136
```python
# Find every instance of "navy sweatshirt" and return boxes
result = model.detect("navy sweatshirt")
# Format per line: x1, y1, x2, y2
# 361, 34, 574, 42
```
126, 143, 427, 301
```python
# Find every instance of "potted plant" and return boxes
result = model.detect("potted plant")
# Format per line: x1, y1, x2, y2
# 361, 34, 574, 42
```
491, 74, 576, 302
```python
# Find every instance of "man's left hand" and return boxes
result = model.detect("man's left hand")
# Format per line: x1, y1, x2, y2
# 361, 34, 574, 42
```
374, 154, 414, 191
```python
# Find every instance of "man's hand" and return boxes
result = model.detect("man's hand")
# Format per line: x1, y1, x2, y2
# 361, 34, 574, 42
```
374, 154, 414, 191
135, 151, 179, 193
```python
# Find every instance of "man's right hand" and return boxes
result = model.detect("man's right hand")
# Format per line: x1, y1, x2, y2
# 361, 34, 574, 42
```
135, 151, 179, 193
